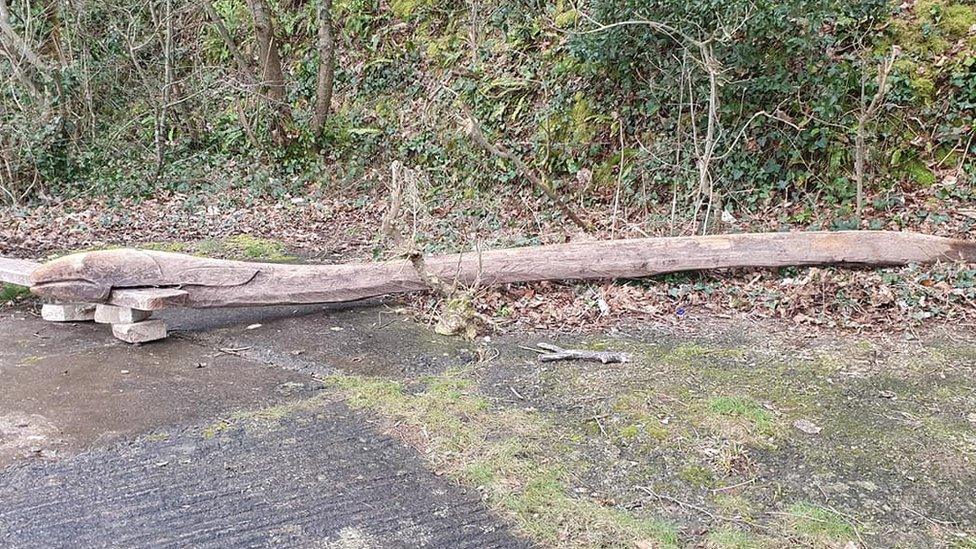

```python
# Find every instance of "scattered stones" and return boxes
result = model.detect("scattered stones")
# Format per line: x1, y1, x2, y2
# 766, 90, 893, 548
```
95, 304, 151, 324
793, 419, 822, 435
41, 303, 96, 322
112, 320, 167, 344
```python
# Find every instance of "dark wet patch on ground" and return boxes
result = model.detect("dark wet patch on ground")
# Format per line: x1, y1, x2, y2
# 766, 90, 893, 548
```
0, 309, 320, 466
163, 302, 476, 378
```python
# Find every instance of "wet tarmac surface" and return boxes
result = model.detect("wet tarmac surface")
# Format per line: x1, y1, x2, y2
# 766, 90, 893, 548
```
0, 306, 525, 548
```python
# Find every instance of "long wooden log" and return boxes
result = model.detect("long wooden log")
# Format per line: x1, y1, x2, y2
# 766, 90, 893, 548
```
25, 231, 976, 308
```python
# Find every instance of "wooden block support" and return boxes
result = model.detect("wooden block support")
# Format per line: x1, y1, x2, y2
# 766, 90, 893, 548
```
95, 304, 151, 324
108, 288, 188, 310
112, 320, 167, 343
41, 303, 96, 322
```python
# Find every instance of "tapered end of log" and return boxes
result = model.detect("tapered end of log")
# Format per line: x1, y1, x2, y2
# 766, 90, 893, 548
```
0, 258, 40, 287
949, 240, 976, 262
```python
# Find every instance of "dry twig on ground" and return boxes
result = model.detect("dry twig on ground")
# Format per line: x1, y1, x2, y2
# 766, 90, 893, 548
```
532, 343, 629, 364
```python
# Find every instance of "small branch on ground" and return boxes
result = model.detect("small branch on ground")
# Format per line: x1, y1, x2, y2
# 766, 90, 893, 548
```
532, 343, 629, 364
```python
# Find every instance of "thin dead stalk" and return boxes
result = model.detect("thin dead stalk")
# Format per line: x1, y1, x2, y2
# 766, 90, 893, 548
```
855, 46, 898, 223
610, 114, 625, 238
380, 161, 405, 239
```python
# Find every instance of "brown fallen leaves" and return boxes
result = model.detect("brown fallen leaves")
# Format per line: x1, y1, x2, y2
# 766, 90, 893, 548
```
2, 184, 973, 335
404, 261, 975, 335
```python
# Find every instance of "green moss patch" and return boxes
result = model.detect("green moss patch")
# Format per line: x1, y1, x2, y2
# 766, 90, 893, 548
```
707, 396, 774, 435
144, 236, 296, 262
705, 526, 760, 549
326, 370, 679, 547
1, 283, 30, 303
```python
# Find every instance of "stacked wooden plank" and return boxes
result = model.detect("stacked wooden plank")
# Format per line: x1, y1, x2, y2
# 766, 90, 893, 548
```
1, 256, 185, 343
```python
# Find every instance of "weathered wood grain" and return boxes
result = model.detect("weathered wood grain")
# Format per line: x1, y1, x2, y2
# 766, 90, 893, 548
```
112, 320, 167, 343
27, 231, 976, 309
0, 257, 40, 287
108, 288, 188, 310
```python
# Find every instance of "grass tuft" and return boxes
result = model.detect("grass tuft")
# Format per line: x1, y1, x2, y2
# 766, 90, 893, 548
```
708, 396, 774, 434
1, 283, 30, 303
705, 526, 760, 549
786, 502, 855, 542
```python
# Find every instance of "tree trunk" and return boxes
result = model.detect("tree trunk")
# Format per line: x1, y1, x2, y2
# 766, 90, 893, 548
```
25, 231, 976, 308
202, 1, 255, 84
154, 0, 174, 179
311, 0, 334, 138
245, 0, 292, 146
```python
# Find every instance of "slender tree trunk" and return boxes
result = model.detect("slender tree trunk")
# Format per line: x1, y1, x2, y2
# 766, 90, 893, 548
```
245, 0, 292, 146
155, 0, 173, 178
311, 0, 334, 138
202, 1, 255, 84
0, 0, 49, 77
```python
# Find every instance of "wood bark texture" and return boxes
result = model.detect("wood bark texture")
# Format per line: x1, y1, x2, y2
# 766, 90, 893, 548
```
245, 0, 292, 144
311, 0, 334, 135
24, 231, 976, 309
0, 257, 39, 287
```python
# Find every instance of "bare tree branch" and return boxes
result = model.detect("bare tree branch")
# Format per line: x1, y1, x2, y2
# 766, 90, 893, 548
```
201, 0, 255, 84
461, 105, 591, 232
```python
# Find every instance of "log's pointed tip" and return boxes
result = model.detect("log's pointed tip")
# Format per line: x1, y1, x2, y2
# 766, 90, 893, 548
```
951, 240, 976, 262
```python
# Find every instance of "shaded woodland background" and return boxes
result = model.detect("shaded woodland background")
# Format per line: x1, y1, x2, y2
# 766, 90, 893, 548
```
0, 0, 973, 235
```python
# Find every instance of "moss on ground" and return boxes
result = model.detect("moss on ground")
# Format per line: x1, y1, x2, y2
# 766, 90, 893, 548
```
207, 326, 976, 547
200, 395, 327, 439
705, 526, 760, 549
0, 283, 30, 303
325, 369, 679, 548
785, 502, 856, 544
707, 396, 775, 437
678, 464, 715, 488
144, 235, 296, 262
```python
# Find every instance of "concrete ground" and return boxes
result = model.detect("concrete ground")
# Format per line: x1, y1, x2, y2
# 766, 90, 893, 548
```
0, 304, 527, 548
3, 301, 975, 548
